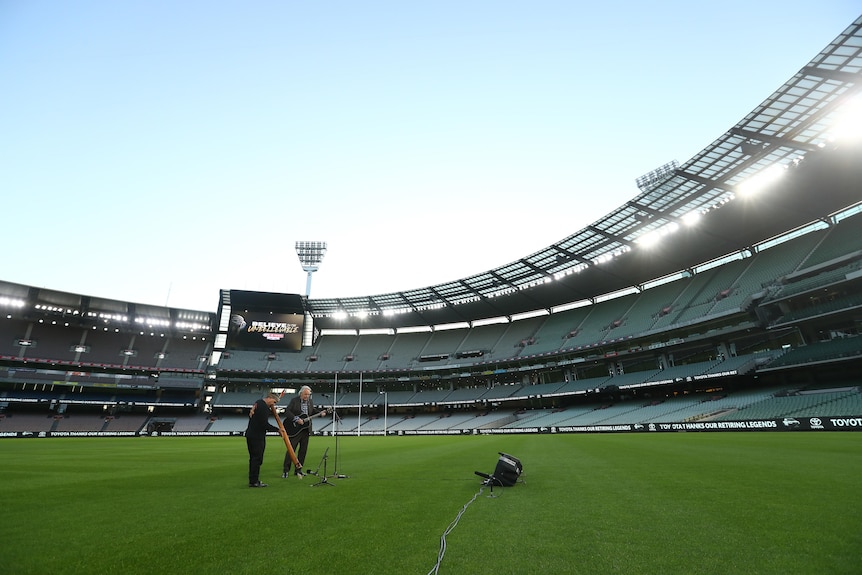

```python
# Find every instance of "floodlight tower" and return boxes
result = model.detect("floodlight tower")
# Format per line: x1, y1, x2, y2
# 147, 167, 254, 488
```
295, 241, 327, 349
295, 241, 327, 297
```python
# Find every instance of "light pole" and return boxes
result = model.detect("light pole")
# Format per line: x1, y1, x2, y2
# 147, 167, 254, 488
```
295, 241, 327, 297
295, 241, 327, 348
379, 391, 388, 436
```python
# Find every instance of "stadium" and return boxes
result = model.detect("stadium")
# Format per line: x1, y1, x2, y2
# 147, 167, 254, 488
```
2, 14, 862, 575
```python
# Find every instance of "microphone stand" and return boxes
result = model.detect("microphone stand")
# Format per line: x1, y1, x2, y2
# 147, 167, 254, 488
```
331, 407, 349, 479
474, 471, 500, 498
305, 445, 325, 477
311, 447, 334, 487
327, 377, 349, 479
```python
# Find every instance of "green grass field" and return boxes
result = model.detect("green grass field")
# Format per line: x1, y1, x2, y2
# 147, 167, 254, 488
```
1, 432, 860, 575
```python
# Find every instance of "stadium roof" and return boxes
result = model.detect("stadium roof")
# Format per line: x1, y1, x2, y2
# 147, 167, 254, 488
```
306, 16, 862, 330
1, 17, 861, 335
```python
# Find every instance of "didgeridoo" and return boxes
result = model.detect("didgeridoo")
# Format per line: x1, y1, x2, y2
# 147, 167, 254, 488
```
270, 403, 301, 469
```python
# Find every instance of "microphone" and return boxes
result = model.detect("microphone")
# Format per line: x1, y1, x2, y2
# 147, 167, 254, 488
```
474, 470, 501, 487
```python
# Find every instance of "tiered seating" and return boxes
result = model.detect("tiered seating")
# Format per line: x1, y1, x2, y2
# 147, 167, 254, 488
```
530, 306, 591, 354
670, 261, 749, 324
507, 406, 596, 427
171, 415, 215, 431
764, 337, 862, 368
555, 376, 611, 394
348, 334, 395, 372
156, 374, 204, 389
454, 323, 508, 360
386, 413, 438, 431
815, 390, 862, 416
421, 329, 468, 362
480, 383, 524, 401
159, 337, 210, 371
334, 392, 364, 406
0, 413, 55, 432
124, 334, 169, 369
776, 261, 861, 299
734, 236, 829, 309
775, 292, 862, 325
307, 334, 359, 371
466, 411, 518, 428
106, 413, 148, 432
568, 294, 638, 347
419, 413, 479, 430
643, 360, 722, 384
385, 332, 433, 369
493, 316, 548, 359
77, 329, 135, 365
649, 275, 702, 332
409, 388, 455, 404
725, 390, 858, 419
799, 213, 862, 268
54, 414, 106, 431
611, 280, 690, 339
599, 387, 775, 424
508, 381, 567, 398
605, 369, 662, 389
212, 391, 267, 408
0, 317, 29, 359
19, 323, 82, 363
379, 390, 419, 406
440, 386, 488, 404
785, 389, 862, 417
208, 415, 248, 432
217, 350, 272, 372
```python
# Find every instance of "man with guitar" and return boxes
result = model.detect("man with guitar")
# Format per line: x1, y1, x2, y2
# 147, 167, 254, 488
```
282, 385, 327, 479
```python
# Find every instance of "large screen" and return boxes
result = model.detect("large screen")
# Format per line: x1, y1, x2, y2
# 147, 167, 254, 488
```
220, 290, 306, 352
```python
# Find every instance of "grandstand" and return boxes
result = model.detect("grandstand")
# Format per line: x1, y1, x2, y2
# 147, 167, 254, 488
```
2, 16, 862, 437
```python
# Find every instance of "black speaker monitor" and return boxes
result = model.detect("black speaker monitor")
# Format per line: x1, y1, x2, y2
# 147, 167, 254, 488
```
475, 452, 522, 487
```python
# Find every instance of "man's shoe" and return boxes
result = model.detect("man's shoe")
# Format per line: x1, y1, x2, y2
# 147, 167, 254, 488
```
295, 472, 304, 479
282, 472, 289, 479
249, 481, 268, 488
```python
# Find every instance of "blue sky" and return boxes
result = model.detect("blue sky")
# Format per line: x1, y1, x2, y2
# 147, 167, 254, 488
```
1, 2, 859, 313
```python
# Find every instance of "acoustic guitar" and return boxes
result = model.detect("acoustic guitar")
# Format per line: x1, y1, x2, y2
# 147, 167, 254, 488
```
286, 410, 328, 437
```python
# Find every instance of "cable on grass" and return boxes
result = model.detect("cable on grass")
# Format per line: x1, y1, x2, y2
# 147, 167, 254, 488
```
426, 484, 489, 575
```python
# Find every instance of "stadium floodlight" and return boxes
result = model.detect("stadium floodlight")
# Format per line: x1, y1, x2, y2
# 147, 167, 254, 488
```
295, 241, 327, 297
636, 160, 680, 193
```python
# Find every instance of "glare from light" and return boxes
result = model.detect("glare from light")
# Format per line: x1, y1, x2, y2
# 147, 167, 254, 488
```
682, 210, 702, 227
594, 253, 613, 264
636, 222, 679, 249
826, 96, 862, 144
737, 164, 787, 197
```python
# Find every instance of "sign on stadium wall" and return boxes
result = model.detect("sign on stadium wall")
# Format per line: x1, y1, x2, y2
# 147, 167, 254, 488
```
0, 431, 245, 438
1, 417, 861, 437
397, 416, 862, 434
506, 416, 862, 434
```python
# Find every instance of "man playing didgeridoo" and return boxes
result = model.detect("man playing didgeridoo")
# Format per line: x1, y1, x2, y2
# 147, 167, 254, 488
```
246, 392, 280, 487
